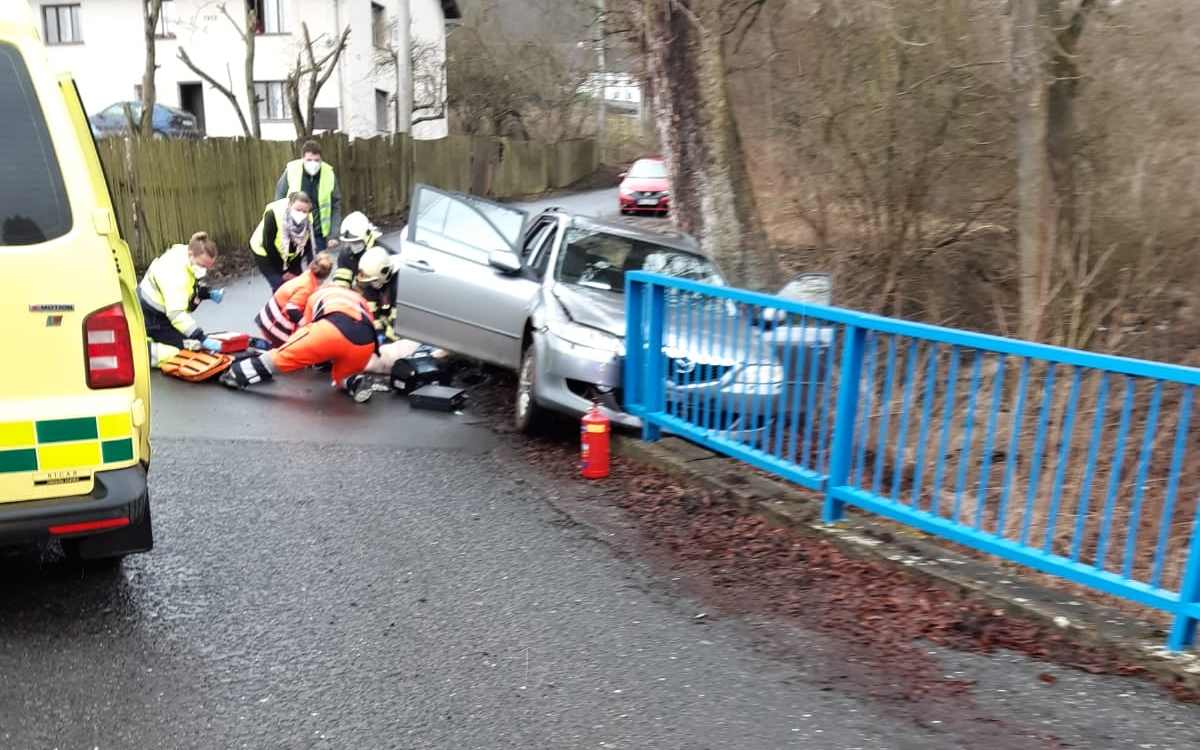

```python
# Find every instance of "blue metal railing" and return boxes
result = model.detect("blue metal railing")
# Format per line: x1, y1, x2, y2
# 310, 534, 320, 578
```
625, 271, 1200, 652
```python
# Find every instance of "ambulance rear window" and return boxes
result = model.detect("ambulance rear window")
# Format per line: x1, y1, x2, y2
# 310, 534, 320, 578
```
0, 43, 71, 246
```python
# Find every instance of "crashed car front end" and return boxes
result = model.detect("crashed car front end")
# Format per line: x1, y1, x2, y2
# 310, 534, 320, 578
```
530, 286, 834, 432
529, 287, 638, 428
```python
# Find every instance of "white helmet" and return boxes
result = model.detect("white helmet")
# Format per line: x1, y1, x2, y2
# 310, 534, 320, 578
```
339, 211, 380, 245
356, 246, 394, 289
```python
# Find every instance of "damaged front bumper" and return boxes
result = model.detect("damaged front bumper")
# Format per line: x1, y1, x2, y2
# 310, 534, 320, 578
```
532, 331, 821, 433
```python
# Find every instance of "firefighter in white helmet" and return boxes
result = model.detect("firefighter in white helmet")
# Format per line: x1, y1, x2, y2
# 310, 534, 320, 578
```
350, 245, 401, 343
334, 214, 400, 342
331, 211, 383, 288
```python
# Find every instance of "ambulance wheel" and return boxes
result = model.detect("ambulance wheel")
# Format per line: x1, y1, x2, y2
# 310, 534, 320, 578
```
515, 346, 547, 434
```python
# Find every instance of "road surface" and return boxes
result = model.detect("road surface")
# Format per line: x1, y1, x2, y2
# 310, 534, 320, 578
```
1, 189, 1198, 749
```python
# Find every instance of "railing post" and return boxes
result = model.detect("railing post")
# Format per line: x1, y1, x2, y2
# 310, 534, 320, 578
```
824, 325, 866, 523
624, 277, 646, 415
642, 283, 667, 443
1168, 515, 1200, 651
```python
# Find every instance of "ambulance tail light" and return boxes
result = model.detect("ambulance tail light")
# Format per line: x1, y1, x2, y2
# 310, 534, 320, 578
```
84, 303, 135, 389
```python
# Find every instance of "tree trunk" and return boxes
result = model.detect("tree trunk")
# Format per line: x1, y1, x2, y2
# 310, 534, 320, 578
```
139, 0, 162, 138
245, 9, 261, 138
396, 0, 413, 133
1009, 0, 1056, 341
640, 0, 779, 291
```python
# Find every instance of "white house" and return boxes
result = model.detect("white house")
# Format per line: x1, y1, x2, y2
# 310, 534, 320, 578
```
26, 0, 461, 140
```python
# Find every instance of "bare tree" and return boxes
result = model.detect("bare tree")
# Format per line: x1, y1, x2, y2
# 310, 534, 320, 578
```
285, 23, 351, 138
1008, 0, 1099, 342
177, 4, 259, 137
138, 0, 164, 137
444, 0, 604, 141
373, 30, 447, 131
410, 39, 449, 128
373, 17, 409, 133
631, 0, 779, 290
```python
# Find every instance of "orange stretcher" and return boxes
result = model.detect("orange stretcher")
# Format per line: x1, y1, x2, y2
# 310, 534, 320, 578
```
160, 350, 233, 382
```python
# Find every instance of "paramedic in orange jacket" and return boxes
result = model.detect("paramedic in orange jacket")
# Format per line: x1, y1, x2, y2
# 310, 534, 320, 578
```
221, 277, 384, 401
254, 251, 334, 348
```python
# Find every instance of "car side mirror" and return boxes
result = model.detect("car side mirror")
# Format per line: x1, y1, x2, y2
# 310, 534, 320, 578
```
488, 250, 522, 275
618, 171, 628, 179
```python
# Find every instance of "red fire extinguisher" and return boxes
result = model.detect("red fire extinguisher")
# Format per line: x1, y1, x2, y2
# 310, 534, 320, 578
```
581, 402, 611, 479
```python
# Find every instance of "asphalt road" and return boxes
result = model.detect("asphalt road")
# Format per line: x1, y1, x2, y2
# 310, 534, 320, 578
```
2, 188, 1199, 749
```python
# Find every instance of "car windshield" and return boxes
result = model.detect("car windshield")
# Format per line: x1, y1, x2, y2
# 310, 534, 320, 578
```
555, 228, 720, 293
628, 160, 667, 179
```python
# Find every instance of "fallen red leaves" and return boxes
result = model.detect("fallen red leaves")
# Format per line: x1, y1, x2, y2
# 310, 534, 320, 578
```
467, 382, 1200, 707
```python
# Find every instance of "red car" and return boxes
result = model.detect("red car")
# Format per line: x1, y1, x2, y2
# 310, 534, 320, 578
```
618, 158, 671, 216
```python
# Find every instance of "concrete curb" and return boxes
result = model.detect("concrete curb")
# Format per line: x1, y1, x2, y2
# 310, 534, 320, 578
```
613, 435, 1200, 694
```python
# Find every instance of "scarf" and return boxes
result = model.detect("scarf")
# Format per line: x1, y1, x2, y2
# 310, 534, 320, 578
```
284, 212, 312, 253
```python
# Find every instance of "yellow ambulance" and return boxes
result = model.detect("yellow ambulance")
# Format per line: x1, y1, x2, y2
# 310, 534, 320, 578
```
0, 5, 153, 562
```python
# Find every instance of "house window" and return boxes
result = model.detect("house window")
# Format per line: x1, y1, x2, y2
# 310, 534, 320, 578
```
254, 81, 288, 122
375, 89, 390, 133
42, 4, 82, 45
155, 0, 176, 39
372, 3, 388, 48
248, 0, 287, 35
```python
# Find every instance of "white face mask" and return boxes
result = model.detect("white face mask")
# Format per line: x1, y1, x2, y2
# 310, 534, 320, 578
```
303, 159, 321, 176
191, 263, 208, 279
289, 209, 309, 224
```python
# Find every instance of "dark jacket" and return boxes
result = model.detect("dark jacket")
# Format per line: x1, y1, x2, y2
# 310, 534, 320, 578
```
274, 168, 342, 240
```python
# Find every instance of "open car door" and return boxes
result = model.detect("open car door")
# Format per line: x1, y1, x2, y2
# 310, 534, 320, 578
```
392, 184, 537, 369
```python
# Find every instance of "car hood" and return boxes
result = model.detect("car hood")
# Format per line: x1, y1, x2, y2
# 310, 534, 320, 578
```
553, 284, 627, 338
552, 284, 833, 366
621, 177, 669, 192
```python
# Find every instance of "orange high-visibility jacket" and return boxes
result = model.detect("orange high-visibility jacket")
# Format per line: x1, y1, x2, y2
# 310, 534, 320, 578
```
303, 285, 375, 327
255, 268, 325, 345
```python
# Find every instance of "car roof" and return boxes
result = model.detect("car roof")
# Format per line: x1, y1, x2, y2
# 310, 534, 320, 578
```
552, 211, 704, 256
104, 100, 186, 112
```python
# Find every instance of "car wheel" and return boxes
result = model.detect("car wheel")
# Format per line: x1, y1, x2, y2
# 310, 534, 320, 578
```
515, 345, 547, 434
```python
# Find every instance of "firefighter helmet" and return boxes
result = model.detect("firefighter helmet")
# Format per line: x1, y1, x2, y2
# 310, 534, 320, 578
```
356, 246, 394, 289
339, 211, 380, 246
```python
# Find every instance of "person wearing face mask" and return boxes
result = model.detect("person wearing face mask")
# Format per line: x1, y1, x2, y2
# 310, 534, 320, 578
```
250, 191, 315, 291
137, 231, 226, 366
274, 140, 341, 252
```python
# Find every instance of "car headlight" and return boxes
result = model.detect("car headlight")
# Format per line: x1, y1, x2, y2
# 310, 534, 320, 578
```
661, 190, 670, 196
619, 186, 634, 197
546, 297, 625, 355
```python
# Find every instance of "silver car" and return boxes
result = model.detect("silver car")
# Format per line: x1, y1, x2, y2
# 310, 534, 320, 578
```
390, 184, 833, 432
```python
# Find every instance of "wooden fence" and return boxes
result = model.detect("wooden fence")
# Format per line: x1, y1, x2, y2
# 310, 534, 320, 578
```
97, 134, 599, 270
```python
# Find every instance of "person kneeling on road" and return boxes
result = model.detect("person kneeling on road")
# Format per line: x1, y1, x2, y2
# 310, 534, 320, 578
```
332, 213, 404, 339
137, 231, 225, 366
254, 251, 334, 348
250, 191, 315, 292
221, 268, 386, 401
